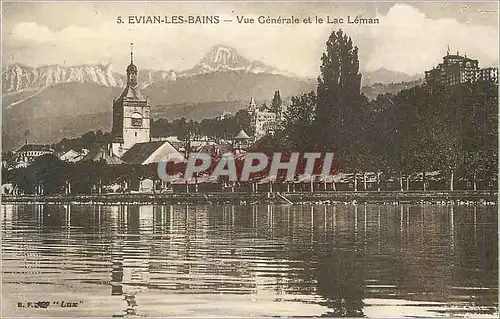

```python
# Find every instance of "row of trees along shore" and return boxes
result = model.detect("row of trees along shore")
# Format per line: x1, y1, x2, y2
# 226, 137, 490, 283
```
2, 29, 497, 195
259, 29, 497, 191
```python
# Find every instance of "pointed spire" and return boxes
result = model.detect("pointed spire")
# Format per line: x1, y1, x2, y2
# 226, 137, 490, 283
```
457, 49, 459, 56
447, 45, 450, 55
248, 96, 257, 112
126, 42, 138, 87
130, 42, 134, 63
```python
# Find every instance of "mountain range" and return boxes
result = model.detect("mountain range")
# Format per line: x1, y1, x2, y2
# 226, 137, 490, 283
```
2, 44, 422, 151
2, 45, 295, 95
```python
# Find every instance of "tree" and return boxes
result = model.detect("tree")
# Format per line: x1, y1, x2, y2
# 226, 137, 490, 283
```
282, 91, 317, 151
234, 109, 253, 135
173, 118, 189, 140
270, 90, 282, 113
24, 154, 67, 195
315, 29, 363, 152
81, 131, 97, 148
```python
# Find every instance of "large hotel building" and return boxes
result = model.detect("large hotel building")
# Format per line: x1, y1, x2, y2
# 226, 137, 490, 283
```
425, 49, 498, 87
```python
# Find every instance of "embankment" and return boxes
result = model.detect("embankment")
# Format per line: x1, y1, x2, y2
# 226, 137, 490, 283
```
1, 190, 497, 205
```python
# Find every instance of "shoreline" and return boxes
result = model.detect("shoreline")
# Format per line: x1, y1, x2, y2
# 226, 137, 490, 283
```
1, 190, 497, 205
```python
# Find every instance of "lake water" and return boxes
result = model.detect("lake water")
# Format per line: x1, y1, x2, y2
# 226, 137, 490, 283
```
1, 203, 498, 317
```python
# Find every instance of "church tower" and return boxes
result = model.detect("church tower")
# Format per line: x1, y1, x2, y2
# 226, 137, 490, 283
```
111, 44, 151, 157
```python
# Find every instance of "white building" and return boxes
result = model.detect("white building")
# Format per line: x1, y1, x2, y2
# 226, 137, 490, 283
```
247, 97, 277, 140
13, 144, 54, 167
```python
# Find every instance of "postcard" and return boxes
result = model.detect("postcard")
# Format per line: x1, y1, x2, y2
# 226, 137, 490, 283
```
1, 1, 498, 318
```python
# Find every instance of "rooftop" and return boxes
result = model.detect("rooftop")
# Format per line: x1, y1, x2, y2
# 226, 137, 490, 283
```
234, 129, 250, 140
121, 141, 165, 164
17, 144, 53, 153
118, 84, 146, 101
121, 141, 184, 165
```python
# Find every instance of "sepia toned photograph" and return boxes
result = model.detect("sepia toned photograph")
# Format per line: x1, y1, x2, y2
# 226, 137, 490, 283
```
1, 1, 498, 317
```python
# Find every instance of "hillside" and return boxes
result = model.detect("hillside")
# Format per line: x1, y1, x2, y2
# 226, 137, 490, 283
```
2, 83, 121, 150
362, 68, 422, 87
144, 71, 315, 105
153, 101, 248, 121
361, 79, 424, 100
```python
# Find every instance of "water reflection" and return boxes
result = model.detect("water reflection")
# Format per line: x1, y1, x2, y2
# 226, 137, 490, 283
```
1, 203, 498, 317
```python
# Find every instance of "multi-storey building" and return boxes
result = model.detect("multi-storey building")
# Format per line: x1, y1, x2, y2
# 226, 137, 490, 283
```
425, 49, 498, 87
247, 97, 277, 140
13, 144, 54, 167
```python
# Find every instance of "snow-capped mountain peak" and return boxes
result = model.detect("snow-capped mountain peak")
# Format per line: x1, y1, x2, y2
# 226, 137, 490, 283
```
202, 44, 248, 69
182, 44, 292, 77
183, 44, 251, 75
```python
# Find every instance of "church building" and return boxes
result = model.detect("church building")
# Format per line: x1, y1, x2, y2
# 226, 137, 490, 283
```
111, 47, 151, 158
108, 45, 184, 167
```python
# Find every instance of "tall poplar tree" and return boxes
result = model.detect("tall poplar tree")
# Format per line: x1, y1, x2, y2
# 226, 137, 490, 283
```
270, 90, 282, 113
315, 29, 363, 151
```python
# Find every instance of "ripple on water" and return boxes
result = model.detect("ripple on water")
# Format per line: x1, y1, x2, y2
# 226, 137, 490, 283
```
1, 203, 498, 317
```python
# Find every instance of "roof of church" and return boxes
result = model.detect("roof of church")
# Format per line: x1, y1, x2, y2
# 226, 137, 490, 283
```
121, 141, 163, 164
121, 141, 184, 165
118, 84, 145, 100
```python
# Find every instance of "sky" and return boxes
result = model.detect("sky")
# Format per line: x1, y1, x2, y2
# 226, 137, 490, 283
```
2, 1, 499, 77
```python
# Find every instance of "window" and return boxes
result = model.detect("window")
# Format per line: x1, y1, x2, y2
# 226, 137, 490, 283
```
131, 112, 142, 127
